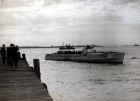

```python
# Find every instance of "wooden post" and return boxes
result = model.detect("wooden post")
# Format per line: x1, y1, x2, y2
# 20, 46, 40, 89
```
18, 51, 21, 59
33, 59, 41, 80
22, 54, 26, 61
42, 83, 48, 93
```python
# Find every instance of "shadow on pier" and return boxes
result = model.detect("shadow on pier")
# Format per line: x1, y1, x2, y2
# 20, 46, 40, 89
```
0, 55, 53, 101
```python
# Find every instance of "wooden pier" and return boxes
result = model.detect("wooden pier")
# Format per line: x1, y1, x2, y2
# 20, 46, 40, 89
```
0, 55, 53, 101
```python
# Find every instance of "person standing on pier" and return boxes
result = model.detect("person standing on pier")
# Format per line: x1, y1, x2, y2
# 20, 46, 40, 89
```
7, 45, 11, 65
7, 44, 20, 67
10, 44, 19, 67
13, 45, 19, 67
1, 44, 6, 64
15, 45, 20, 64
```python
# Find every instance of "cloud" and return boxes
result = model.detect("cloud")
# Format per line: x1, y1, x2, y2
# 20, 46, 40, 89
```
0, 0, 139, 22
0, 0, 139, 25
0, 0, 140, 45
114, 0, 140, 4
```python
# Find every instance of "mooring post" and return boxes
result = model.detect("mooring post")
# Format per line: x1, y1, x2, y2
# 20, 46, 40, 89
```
18, 51, 21, 59
22, 54, 26, 61
33, 59, 41, 80
42, 83, 49, 93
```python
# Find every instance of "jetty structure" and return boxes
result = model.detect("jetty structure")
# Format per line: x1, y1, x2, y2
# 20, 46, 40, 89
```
0, 54, 53, 101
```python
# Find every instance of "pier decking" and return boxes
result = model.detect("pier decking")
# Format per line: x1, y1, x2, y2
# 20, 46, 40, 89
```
0, 56, 53, 101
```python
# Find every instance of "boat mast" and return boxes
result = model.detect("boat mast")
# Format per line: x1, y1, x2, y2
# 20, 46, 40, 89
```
1, 0, 4, 6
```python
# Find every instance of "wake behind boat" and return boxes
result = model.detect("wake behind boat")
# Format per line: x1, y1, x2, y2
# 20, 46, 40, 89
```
45, 45, 125, 64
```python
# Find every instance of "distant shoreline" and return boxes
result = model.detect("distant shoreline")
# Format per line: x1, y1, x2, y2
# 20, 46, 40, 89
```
18, 45, 103, 49
0, 45, 139, 49
18, 45, 140, 48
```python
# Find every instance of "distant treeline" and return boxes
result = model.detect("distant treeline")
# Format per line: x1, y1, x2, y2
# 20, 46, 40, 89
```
2, 44, 139, 48
17, 45, 103, 49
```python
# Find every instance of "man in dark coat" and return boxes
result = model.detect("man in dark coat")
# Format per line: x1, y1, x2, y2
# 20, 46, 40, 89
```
1, 44, 6, 64
10, 44, 19, 67
7, 46, 11, 65
12, 45, 18, 67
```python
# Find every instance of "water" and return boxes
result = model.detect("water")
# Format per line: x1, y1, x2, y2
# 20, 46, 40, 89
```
20, 46, 140, 101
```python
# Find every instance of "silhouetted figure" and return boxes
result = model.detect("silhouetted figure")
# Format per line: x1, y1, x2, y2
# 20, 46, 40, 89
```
6, 44, 20, 67
7, 46, 11, 65
7, 44, 13, 66
16, 45, 20, 61
14, 45, 19, 66
1, 44, 6, 64
10, 44, 18, 67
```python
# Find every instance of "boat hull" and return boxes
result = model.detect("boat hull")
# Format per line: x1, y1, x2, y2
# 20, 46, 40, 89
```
45, 52, 125, 64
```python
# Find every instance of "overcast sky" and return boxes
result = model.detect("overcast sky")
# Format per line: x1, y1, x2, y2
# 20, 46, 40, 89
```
0, 0, 140, 46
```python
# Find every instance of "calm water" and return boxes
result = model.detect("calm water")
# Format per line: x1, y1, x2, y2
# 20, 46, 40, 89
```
20, 46, 140, 101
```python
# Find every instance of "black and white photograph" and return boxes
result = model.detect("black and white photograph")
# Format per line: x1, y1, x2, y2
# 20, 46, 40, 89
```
0, 0, 140, 101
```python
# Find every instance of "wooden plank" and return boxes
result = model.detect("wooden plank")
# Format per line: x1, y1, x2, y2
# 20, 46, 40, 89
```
0, 56, 53, 101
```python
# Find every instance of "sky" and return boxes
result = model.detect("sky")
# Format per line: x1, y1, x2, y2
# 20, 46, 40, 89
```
0, 0, 140, 46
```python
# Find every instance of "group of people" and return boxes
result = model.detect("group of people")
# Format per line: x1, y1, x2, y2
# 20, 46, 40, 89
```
0, 44, 20, 67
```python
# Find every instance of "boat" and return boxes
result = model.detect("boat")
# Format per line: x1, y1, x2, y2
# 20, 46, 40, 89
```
45, 45, 125, 64
134, 44, 139, 46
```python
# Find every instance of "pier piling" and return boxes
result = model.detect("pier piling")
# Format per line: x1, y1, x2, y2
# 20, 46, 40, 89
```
33, 59, 41, 80
22, 53, 26, 61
